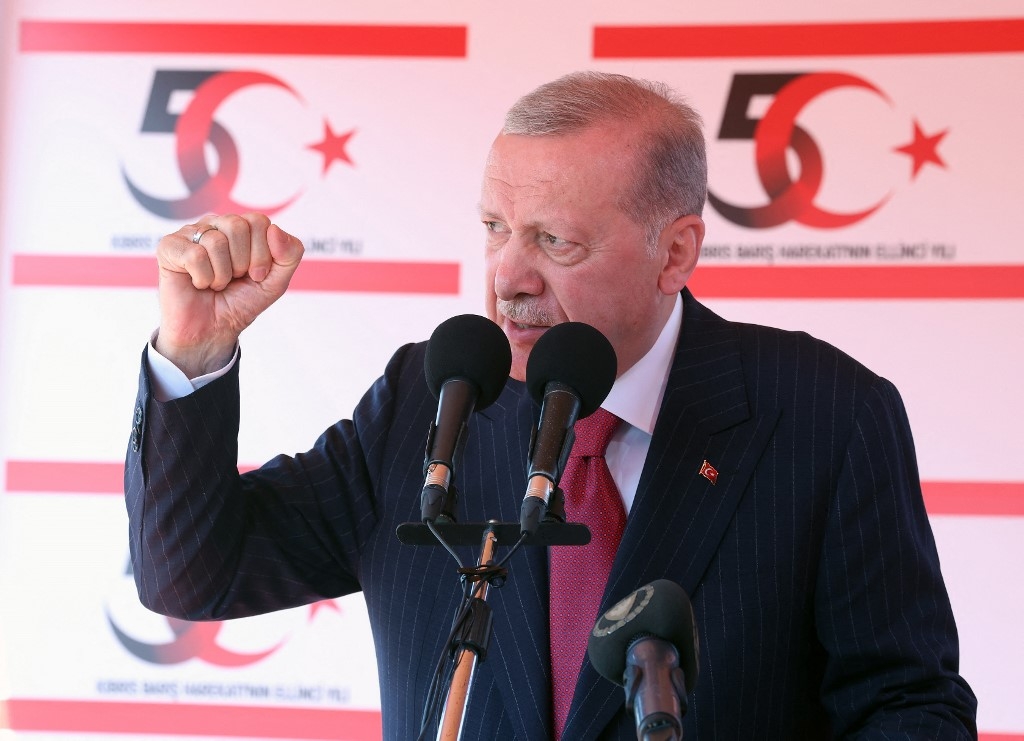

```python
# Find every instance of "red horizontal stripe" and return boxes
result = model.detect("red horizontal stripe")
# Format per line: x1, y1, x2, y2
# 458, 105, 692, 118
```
7, 461, 1024, 517
0, 699, 1019, 740
12, 254, 158, 288
3, 461, 256, 494
922, 482, 1024, 517
687, 265, 1024, 299
291, 258, 459, 294
1, 698, 380, 738
19, 21, 466, 57
11, 256, 1021, 298
11, 254, 459, 294
594, 18, 1024, 58
6, 461, 123, 494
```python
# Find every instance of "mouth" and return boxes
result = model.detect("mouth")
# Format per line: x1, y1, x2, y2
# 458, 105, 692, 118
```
495, 300, 557, 344
501, 317, 551, 343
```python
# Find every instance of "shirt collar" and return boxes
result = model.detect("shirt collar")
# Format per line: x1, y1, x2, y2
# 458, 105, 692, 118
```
601, 293, 682, 436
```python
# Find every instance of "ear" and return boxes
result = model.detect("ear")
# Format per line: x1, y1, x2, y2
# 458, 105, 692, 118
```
657, 214, 704, 295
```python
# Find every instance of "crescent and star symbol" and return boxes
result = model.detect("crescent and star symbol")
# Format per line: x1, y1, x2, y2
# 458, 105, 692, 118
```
127, 69, 947, 229
895, 120, 948, 179
107, 598, 343, 666
124, 70, 355, 220
710, 72, 949, 229
308, 121, 357, 174
108, 560, 343, 666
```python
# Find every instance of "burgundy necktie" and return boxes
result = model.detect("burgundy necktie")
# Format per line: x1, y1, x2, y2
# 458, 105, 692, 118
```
549, 407, 626, 739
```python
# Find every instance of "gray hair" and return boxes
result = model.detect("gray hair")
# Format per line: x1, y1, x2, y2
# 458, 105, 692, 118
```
503, 71, 708, 252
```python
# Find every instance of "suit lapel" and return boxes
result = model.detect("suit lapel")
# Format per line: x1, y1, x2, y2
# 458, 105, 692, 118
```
563, 291, 781, 740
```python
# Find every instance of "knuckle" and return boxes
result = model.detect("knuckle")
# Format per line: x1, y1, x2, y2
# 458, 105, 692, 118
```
216, 214, 248, 239
181, 243, 210, 270
156, 234, 178, 256
246, 212, 271, 230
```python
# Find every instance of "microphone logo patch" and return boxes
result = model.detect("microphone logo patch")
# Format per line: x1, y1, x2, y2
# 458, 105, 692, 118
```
591, 584, 654, 638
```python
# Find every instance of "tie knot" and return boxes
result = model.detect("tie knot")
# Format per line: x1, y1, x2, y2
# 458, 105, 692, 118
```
570, 407, 620, 458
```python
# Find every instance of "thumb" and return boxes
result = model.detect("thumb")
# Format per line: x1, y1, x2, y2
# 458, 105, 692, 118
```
262, 223, 305, 290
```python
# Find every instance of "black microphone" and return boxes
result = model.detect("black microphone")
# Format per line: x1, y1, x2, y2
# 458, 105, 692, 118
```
588, 580, 699, 740
421, 314, 511, 523
519, 322, 617, 536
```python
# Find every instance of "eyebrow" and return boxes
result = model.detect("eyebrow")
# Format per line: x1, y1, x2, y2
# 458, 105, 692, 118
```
477, 205, 505, 222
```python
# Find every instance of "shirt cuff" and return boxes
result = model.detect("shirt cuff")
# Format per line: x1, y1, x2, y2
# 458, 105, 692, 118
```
145, 330, 239, 402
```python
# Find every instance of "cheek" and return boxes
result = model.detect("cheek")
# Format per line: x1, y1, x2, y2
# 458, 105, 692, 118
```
566, 278, 652, 344
554, 271, 621, 325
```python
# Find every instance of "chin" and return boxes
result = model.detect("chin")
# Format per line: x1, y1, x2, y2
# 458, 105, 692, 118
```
508, 354, 529, 383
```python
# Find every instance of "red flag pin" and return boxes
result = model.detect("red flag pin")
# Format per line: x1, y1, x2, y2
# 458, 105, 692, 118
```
699, 459, 719, 485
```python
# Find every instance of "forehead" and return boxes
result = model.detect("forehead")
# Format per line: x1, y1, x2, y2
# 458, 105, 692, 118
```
480, 126, 641, 218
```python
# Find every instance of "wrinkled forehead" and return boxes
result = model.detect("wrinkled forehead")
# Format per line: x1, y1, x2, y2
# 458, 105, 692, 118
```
481, 127, 643, 201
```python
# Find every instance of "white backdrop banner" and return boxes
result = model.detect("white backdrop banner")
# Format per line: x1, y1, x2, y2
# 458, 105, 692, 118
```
1, 2, 1022, 739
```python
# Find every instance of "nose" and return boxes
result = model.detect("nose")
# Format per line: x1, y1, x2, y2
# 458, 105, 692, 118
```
492, 234, 544, 301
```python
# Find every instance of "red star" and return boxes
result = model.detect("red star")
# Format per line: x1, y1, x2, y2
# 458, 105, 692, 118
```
308, 120, 356, 175
308, 599, 343, 622
894, 120, 948, 180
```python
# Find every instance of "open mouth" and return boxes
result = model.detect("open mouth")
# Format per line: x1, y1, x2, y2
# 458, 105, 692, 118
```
501, 319, 552, 344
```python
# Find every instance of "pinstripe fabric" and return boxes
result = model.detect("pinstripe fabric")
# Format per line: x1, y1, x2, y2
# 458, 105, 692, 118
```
125, 289, 976, 740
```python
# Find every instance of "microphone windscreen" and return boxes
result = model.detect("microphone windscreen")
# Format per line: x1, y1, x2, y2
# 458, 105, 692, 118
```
424, 314, 512, 410
525, 322, 617, 418
588, 579, 699, 693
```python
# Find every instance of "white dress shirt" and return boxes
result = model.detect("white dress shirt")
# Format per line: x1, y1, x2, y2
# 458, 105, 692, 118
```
600, 293, 682, 513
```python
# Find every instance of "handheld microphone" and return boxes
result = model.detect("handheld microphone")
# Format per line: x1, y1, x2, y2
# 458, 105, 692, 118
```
421, 315, 511, 523
587, 580, 699, 741
519, 322, 617, 536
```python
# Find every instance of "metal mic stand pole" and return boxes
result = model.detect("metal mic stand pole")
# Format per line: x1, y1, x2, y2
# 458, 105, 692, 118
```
435, 524, 499, 741
397, 509, 589, 741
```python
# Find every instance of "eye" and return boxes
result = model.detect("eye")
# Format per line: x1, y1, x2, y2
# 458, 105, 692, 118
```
540, 232, 571, 248
483, 220, 508, 233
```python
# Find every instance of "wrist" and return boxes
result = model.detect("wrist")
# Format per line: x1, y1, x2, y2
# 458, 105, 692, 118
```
153, 331, 237, 379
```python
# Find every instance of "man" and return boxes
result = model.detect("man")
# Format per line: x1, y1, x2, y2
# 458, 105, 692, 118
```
126, 72, 977, 739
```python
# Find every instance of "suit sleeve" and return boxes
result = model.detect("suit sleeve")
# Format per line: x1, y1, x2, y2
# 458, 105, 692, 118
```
123, 343, 415, 621
816, 376, 977, 739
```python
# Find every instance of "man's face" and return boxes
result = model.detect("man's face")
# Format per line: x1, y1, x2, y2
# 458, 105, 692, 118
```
481, 124, 680, 381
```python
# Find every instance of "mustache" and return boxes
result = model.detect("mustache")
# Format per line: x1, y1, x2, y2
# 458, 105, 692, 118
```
497, 299, 554, 327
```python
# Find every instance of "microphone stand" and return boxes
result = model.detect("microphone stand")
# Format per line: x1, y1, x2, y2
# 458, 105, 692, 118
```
397, 489, 588, 741
435, 523, 497, 740
623, 639, 688, 741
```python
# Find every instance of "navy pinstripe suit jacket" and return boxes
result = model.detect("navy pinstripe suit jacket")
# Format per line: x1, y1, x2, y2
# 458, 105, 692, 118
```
125, 290, 976, 739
